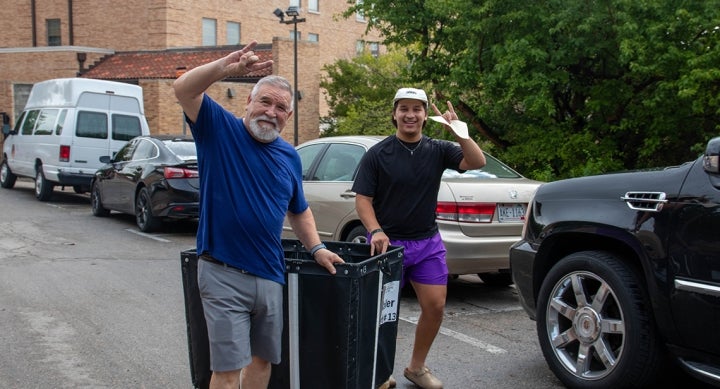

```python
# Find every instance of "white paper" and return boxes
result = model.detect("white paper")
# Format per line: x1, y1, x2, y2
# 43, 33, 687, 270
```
379, 281, 400, 325
429, 116, 470, 139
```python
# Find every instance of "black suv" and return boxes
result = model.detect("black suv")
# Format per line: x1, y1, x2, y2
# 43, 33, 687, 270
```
510, 138, 720, 388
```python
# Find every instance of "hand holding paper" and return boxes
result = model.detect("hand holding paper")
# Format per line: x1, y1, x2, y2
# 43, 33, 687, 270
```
428, 116, 470, 139
430, 100, 470, 139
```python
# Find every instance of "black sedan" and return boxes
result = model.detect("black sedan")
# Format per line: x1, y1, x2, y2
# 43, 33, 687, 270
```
510, 137, 720, 388
91, 135, 199, 232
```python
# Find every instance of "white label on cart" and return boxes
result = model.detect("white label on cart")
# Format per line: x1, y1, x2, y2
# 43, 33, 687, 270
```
379, 281, 400, 325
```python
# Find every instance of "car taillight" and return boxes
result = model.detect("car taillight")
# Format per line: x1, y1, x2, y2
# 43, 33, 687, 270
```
164, 167, 199, 179
59, 145, 71, 162
436, 201, 495, 223
520, 201, 533, 238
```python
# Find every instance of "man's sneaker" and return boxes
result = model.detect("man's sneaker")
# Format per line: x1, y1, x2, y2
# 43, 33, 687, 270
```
378, 376, 397, 389
378, 375, 397, 389
403, 366, 443, 389
388, 376, 397, 387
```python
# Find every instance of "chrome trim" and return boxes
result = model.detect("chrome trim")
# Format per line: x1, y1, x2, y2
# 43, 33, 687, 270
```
621, 191, 667, 212
675, 279, 720, 298
678, 358, 720, 384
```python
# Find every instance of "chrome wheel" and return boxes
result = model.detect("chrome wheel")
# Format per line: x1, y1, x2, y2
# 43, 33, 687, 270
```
536, 251, 662, 388
546, 271, 624, 380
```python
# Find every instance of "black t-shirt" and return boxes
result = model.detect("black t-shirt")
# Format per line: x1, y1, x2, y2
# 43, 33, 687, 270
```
352, 135, 464, 240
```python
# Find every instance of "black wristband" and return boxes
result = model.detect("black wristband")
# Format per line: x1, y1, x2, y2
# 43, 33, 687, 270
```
370, 228, 384, 236
309, 243, 326, 257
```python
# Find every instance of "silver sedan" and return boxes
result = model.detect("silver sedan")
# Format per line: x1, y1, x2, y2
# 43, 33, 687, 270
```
282, 136, 542, 286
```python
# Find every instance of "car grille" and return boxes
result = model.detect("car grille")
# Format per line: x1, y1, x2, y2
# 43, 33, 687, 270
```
621, 191, 667, 212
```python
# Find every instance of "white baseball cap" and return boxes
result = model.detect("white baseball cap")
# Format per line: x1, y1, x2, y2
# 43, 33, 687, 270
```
393, 88, 428, 105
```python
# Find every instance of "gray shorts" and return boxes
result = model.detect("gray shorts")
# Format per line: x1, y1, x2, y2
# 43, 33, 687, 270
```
197, 258, 283, 371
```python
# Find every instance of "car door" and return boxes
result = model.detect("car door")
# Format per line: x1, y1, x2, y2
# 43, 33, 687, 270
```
100, 139, 137, 209
300, 142, 366, 240
666, 160, 720, 354
113, 138, 158, 213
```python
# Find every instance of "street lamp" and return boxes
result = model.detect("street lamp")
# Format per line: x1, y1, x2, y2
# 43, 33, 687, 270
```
274, 6, 306, 146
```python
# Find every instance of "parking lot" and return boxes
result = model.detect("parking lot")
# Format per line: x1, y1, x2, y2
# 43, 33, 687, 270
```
0, 179, 703, 388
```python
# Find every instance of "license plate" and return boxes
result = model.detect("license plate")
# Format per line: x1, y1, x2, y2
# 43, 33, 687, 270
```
497, 203, 527, 223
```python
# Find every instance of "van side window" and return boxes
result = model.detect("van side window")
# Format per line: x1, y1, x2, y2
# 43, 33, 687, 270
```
21, 110, 40, 135
77, 111, 108, 139
112, 114, 142, 141
33, 109, 59, 136
13, 111, 26, 133
55, 110, 67, 135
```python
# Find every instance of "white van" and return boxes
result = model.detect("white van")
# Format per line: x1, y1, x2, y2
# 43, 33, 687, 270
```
1, 78, 150, 200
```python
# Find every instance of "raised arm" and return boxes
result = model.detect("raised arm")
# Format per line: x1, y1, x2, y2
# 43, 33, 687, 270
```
432, 101, 486, 170
172, 40, 273, 123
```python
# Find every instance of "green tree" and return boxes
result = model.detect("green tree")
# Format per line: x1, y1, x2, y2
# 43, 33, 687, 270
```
343, 0, 720, 180
320, 51, 414, 136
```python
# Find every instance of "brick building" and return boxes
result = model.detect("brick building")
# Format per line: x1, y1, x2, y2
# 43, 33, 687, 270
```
0, 0, 383, 145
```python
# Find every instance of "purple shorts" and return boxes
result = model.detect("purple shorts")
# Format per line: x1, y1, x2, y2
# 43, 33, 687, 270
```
390, 232, 448, 287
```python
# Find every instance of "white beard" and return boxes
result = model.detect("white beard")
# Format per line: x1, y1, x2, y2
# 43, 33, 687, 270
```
248, 116, 280, 142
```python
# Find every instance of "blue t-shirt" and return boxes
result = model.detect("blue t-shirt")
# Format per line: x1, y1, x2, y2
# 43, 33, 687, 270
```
190, 95, 307, 284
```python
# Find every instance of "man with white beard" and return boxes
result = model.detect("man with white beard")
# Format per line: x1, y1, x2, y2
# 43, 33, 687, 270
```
173, 40, 344, 389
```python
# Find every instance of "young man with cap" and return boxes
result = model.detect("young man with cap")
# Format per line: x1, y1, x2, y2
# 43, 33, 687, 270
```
352, 88, 486, 389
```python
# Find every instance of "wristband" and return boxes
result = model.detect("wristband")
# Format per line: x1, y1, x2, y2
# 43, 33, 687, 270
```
370, 228, 384, 236
309, 243, 326, 257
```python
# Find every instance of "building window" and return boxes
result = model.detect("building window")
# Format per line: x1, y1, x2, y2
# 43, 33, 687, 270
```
47, 19, 61, 46
227, 22, 240, 45
290, 0, 300, 7
369, 42, 379, 58
355, 0, 365, 21
202, 18, 217, 46
290, 30, 301, 40
308, 33, 319, 43
308, 0, 318, 12
356, 40, 364, 55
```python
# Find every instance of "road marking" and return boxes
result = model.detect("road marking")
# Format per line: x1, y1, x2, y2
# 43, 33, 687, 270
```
400, 316, 507, 354
125, 228, 171, 242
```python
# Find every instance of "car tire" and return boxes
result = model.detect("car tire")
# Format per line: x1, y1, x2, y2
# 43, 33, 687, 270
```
536, 251, 662, 388
35, 166, 54, 201
478, 271, 513, 287
0, 159, 17, 189
135, 187, 161, 232
346, 225, 368, 244
91, 181, 111, 217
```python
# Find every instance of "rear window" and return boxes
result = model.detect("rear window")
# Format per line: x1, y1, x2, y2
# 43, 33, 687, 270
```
164, 140, 197, 160
443, 154, 522, 179
112, 114, 142, 141
76, 111, 108, 139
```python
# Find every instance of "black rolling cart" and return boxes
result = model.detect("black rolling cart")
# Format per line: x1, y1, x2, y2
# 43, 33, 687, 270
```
180, 240, 404, 389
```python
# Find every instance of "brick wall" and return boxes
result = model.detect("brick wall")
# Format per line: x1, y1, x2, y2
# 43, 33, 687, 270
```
0, 0, 383, 146
147, 39, 320, 145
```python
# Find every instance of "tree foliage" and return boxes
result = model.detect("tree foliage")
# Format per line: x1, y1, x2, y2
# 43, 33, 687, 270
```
334, 0, 720, 180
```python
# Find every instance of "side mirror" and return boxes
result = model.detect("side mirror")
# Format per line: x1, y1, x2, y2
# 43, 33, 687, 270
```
99, 155, 111, 164
2, 124, 9, 137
